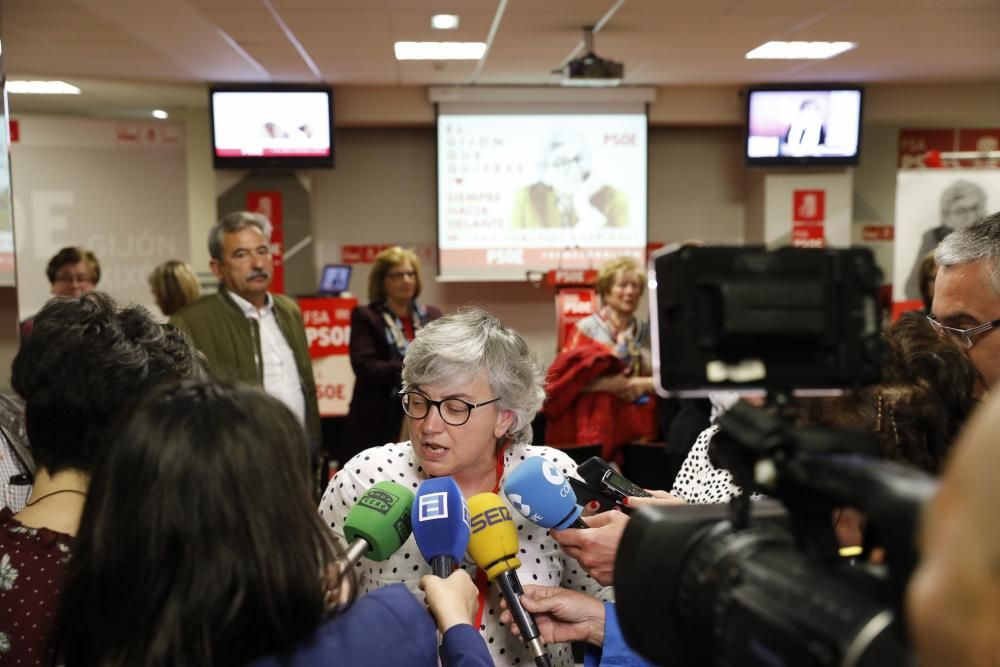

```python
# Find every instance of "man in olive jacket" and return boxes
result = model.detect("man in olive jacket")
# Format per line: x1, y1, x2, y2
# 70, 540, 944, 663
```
170, 212, 320, 450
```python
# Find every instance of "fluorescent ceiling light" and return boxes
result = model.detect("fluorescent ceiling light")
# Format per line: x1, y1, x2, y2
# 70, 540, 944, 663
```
745, 41, 857, 60
6, 80, 81, 94
394, 41, 486, 60
152, 109, 169, 119
431, 14, 460, 30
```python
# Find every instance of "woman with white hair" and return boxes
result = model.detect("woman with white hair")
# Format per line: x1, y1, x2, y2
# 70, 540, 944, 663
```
320, 307, 609, 667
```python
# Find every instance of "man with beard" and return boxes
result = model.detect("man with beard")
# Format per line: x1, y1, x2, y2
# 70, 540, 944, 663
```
170, 211, 319, 450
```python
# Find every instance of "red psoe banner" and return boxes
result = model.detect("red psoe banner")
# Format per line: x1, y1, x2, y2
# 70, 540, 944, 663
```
555, 288, 597, 352
299, 296, 358, 417
247, 191, 284, 293
791, 189, 826, 248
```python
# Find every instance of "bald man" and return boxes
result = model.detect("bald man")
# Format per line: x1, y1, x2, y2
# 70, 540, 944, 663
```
907, 389, 1000, 666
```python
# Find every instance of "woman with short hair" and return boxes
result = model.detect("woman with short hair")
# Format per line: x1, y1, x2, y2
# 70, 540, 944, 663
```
148, 259, 201, 317
321, 307, 610, 667
341, 246, 442, 462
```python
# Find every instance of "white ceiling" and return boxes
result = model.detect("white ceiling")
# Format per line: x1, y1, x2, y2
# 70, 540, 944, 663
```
3, 0, 999, 115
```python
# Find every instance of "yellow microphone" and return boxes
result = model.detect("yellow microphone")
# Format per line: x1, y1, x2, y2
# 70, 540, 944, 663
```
467, 492, 552, 667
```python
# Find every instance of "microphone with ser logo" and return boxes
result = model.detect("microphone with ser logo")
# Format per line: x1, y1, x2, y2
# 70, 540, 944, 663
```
467, 492, 553, 667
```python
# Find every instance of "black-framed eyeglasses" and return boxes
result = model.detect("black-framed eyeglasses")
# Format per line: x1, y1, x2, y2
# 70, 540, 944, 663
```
399, 391, 501, 426
927, 314, 1000, 349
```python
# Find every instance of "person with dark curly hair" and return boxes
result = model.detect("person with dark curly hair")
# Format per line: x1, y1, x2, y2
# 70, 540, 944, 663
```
47, 378, 490, 667
0, 292, 201, 665
802, 314, 980, 475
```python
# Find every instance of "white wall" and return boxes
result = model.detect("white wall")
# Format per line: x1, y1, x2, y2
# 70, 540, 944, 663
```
11, 114, 190, 320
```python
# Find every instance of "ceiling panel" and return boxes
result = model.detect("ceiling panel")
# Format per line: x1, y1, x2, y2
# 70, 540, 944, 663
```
2, 0, 997, 111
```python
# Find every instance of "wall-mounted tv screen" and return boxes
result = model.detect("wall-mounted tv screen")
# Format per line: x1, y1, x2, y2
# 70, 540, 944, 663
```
437, 109, 648, 281
210, 85, 334, 169
745, 86, 862, 166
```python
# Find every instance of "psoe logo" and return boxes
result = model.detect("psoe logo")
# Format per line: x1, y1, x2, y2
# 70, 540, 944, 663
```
418, 492, 449, 521
360, 488, 399, 515
470, 506, 512, 534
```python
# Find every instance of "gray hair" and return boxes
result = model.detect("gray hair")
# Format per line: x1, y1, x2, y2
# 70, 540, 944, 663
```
939, 179, 987, 218
935, 211, 1000, 293
401, 307, 546, 445
207, 211, 273, 261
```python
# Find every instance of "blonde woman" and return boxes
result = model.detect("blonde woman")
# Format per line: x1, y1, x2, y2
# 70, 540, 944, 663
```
341, 247, 442, 462
149, 260, 201, 317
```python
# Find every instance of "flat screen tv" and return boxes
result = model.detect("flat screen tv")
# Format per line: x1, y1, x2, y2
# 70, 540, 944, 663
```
210, 85, 334, 169
745, 85, 862, 166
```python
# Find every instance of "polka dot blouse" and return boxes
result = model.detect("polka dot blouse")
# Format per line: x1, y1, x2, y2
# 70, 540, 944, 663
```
670, 425, 750, 504
319, 441, 612, 667
0, 507, 73, 664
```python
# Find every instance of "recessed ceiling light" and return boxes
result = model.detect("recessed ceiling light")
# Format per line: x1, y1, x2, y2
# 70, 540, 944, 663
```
394, 41, 486, 60
745, 41, 857, 60
431, 14, 460, 30
6, 80, 81, 94
152, 109, 169, 119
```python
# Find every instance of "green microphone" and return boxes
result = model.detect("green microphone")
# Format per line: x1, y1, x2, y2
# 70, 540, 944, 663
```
342, 481, 415, 564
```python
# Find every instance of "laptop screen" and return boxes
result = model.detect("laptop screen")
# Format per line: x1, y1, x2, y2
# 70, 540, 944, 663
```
318, 264, 352, 296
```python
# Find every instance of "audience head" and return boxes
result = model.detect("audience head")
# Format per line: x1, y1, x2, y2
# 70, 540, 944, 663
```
48, 378, 351, 666
907, 388, 1000, 667
917, 251, 938, 312
368, 245, 422, 305
46, 246, 100, 298
932, 211, 1000, 387
11, 291, 200, 477
939, 179, 987, 230
800, 315, 978, 475
208, 211, 273, 306
148, 259, 201, 316
401, 308, 545, 477
595, 255, 645, 317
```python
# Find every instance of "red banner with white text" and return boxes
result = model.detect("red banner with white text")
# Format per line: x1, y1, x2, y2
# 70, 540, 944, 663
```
299, 296, 357, 417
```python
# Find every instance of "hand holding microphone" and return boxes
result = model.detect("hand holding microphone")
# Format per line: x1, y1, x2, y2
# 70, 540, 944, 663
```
411, 477, 471, 578
467, 492, 553, 667
341, 481, 414, 569
503, 456, 588, 530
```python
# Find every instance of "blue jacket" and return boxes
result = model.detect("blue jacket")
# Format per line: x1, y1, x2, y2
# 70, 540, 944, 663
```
247, 584, 492, 667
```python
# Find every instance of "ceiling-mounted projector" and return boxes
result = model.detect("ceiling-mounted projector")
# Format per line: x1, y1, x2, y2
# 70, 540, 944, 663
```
560, 26, 624, 87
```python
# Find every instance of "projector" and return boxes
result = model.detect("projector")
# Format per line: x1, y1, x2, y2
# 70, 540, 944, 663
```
562, 53, 624, 87
559, 26, 624, 87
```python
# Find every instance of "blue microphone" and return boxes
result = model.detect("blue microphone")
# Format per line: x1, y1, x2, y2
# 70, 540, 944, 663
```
411, 477, 471, 578
503, 456, 588, 530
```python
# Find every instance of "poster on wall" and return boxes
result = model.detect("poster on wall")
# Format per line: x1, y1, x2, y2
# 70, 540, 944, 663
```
892, 169, 1000, 314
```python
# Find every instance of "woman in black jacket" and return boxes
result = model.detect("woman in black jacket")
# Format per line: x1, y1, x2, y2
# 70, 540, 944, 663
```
341, 246, 442, 462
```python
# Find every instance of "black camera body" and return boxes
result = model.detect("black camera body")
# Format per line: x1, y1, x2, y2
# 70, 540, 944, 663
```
616, 246, 935, 666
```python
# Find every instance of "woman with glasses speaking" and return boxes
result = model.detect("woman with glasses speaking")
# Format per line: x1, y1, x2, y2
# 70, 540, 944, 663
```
340, 246, 442, 464
320, 308, 610, 667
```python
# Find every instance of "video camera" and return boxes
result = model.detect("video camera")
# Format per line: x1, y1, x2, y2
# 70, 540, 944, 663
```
615, 245, 935, 666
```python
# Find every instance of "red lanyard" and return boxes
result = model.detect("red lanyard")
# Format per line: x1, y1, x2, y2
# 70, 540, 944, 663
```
472, 443, 507, 630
